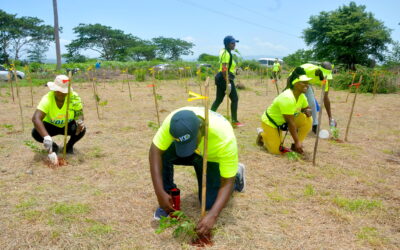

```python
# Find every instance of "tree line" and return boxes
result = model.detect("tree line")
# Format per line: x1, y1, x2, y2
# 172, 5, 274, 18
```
1, 2, 399, 69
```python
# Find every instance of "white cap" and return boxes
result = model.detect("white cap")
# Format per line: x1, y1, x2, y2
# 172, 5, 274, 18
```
47, 75, 72, 93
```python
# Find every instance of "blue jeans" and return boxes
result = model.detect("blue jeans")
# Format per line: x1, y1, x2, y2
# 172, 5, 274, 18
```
162, 144, 221, 210
305, 86, 318, 126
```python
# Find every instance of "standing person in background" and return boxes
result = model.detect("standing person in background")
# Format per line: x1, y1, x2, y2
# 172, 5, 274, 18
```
288, 62, 336, 134
211, 35, 243, 127
272, 58, 281, 81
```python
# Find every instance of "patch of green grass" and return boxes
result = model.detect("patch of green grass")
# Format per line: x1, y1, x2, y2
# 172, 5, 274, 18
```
2, 124, 13, 130
87, 222, 113, 235
266, 190, 287, 202
24, 140, 46, 154
120, 126, 134, 132
295, 171, 316, 179
49, 202, 90, 215
23, 210, 42, 221
333, 196, 382, 212
15, 197, 37, 209
88, 146, 105, 158
303, 184, 316, 196
147, 121, 159, 131
382, 149, 393, 155
357, 227, 386, 245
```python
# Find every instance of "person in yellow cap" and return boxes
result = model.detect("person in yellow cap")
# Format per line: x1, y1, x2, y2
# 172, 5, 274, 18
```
211, 35, 243, 127
31, 75, 86, 154
257, 72, 313, 154
272, 58, 281, 81
149, 106, 245, 236
287, 62, 336, 134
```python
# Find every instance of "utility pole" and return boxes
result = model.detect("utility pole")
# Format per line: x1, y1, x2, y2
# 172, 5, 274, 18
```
52, 0, 62, 70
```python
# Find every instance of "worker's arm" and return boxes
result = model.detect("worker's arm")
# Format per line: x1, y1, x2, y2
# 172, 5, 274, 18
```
196, 176, 235, 235
149, 143, 175, 213
284, 114, 303, 153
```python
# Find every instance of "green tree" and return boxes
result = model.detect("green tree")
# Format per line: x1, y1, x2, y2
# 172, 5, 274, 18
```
65, 23, 141, 61
198, 53, 218, 62
0, 10, 16, 64
9, 16, 54, 60
385, 41, 400, 67
128, 40, 157, 61
27, 41, 48, 63
282, 49, 315, 67
152, 37, 194, 60
303, 1, 392, 69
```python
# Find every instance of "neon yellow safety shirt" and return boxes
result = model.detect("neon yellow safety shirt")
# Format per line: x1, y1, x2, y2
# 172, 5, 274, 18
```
261, 89, 309, 128
218, 49, 236, 75
152, 106, 238, 178
301, 63, 329, 92
273, 62, 281, 72
37, 91, 83, 128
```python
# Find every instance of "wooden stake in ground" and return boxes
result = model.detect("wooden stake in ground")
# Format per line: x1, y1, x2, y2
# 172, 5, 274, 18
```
151, 71, 161, 126
225, 69, 230, 121
345, 72, 356, 103
25, 66, 34, 107
126, 71, 133, 101
373, 72, 379, 97
272, 79, 279, 95
7, 71, 15, 103
63, 72, 73, 159
344, 76, 363, 142
312, 80, 327, 166
91, 75, 101, 119
12, 68, 24, 131
201, 77, 210, 217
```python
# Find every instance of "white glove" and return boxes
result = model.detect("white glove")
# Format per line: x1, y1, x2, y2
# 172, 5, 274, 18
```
43, 135, 53, 151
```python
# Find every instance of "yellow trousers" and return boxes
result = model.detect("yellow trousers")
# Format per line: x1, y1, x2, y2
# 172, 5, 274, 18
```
261, 113, 312, 154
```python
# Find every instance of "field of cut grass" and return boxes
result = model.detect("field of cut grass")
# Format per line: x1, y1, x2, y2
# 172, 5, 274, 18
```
0, 74, 399, 249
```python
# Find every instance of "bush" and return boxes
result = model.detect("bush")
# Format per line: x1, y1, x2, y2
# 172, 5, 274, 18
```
240, 60, 261, 71
331, 65, 399, 93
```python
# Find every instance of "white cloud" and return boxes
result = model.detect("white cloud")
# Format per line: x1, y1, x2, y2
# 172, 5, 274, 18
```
253, 38, 288, 52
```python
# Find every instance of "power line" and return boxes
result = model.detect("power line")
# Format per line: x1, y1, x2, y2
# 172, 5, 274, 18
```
176, 0, 300, 38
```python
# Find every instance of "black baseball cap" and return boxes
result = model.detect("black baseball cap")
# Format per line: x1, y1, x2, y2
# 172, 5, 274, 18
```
169, 110, 201, 157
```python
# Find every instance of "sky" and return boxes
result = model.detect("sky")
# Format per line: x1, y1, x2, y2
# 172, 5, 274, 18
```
1, 0, 399, 61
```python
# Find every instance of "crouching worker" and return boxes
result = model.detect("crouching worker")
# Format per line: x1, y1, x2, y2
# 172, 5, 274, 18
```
32, 75, 86, 154
257, 74, 313, 154
149, 106, 245, 236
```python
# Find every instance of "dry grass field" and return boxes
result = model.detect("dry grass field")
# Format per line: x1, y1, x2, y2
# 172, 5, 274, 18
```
0, 75, 399, 249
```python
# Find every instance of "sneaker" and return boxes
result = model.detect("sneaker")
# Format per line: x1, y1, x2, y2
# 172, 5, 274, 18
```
153, 207, 169, 221
312, 125, 318, 134
232, 121, 244, 127
256, 128, 264, 146
234, 163, 246, 192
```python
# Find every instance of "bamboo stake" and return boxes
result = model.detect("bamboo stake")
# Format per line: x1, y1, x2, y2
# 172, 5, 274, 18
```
127, 73, 133, 101
201, 77, 210, 217
345, 76, 363, 142
372, 72, 378, 97
27, 67, 34, 107
312, 81, 327, 166
345, 72, 356, 103
13, 69, 24, 131
8, 71, 15, 103
92, 75, 100, 119
225, 69, 230, 121
151, 72, 160, 126
63, 72, 72, 159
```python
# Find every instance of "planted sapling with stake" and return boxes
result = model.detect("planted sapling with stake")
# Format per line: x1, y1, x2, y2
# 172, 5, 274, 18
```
156, 211, 197, 242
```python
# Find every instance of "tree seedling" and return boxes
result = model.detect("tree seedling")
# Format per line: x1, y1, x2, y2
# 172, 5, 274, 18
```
156, 211, 197, 242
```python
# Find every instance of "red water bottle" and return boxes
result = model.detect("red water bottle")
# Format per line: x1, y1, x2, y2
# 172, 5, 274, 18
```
169, 188, 181, 210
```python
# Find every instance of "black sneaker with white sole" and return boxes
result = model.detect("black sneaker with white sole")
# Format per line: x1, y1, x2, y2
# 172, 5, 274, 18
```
234, 163, 246, 192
